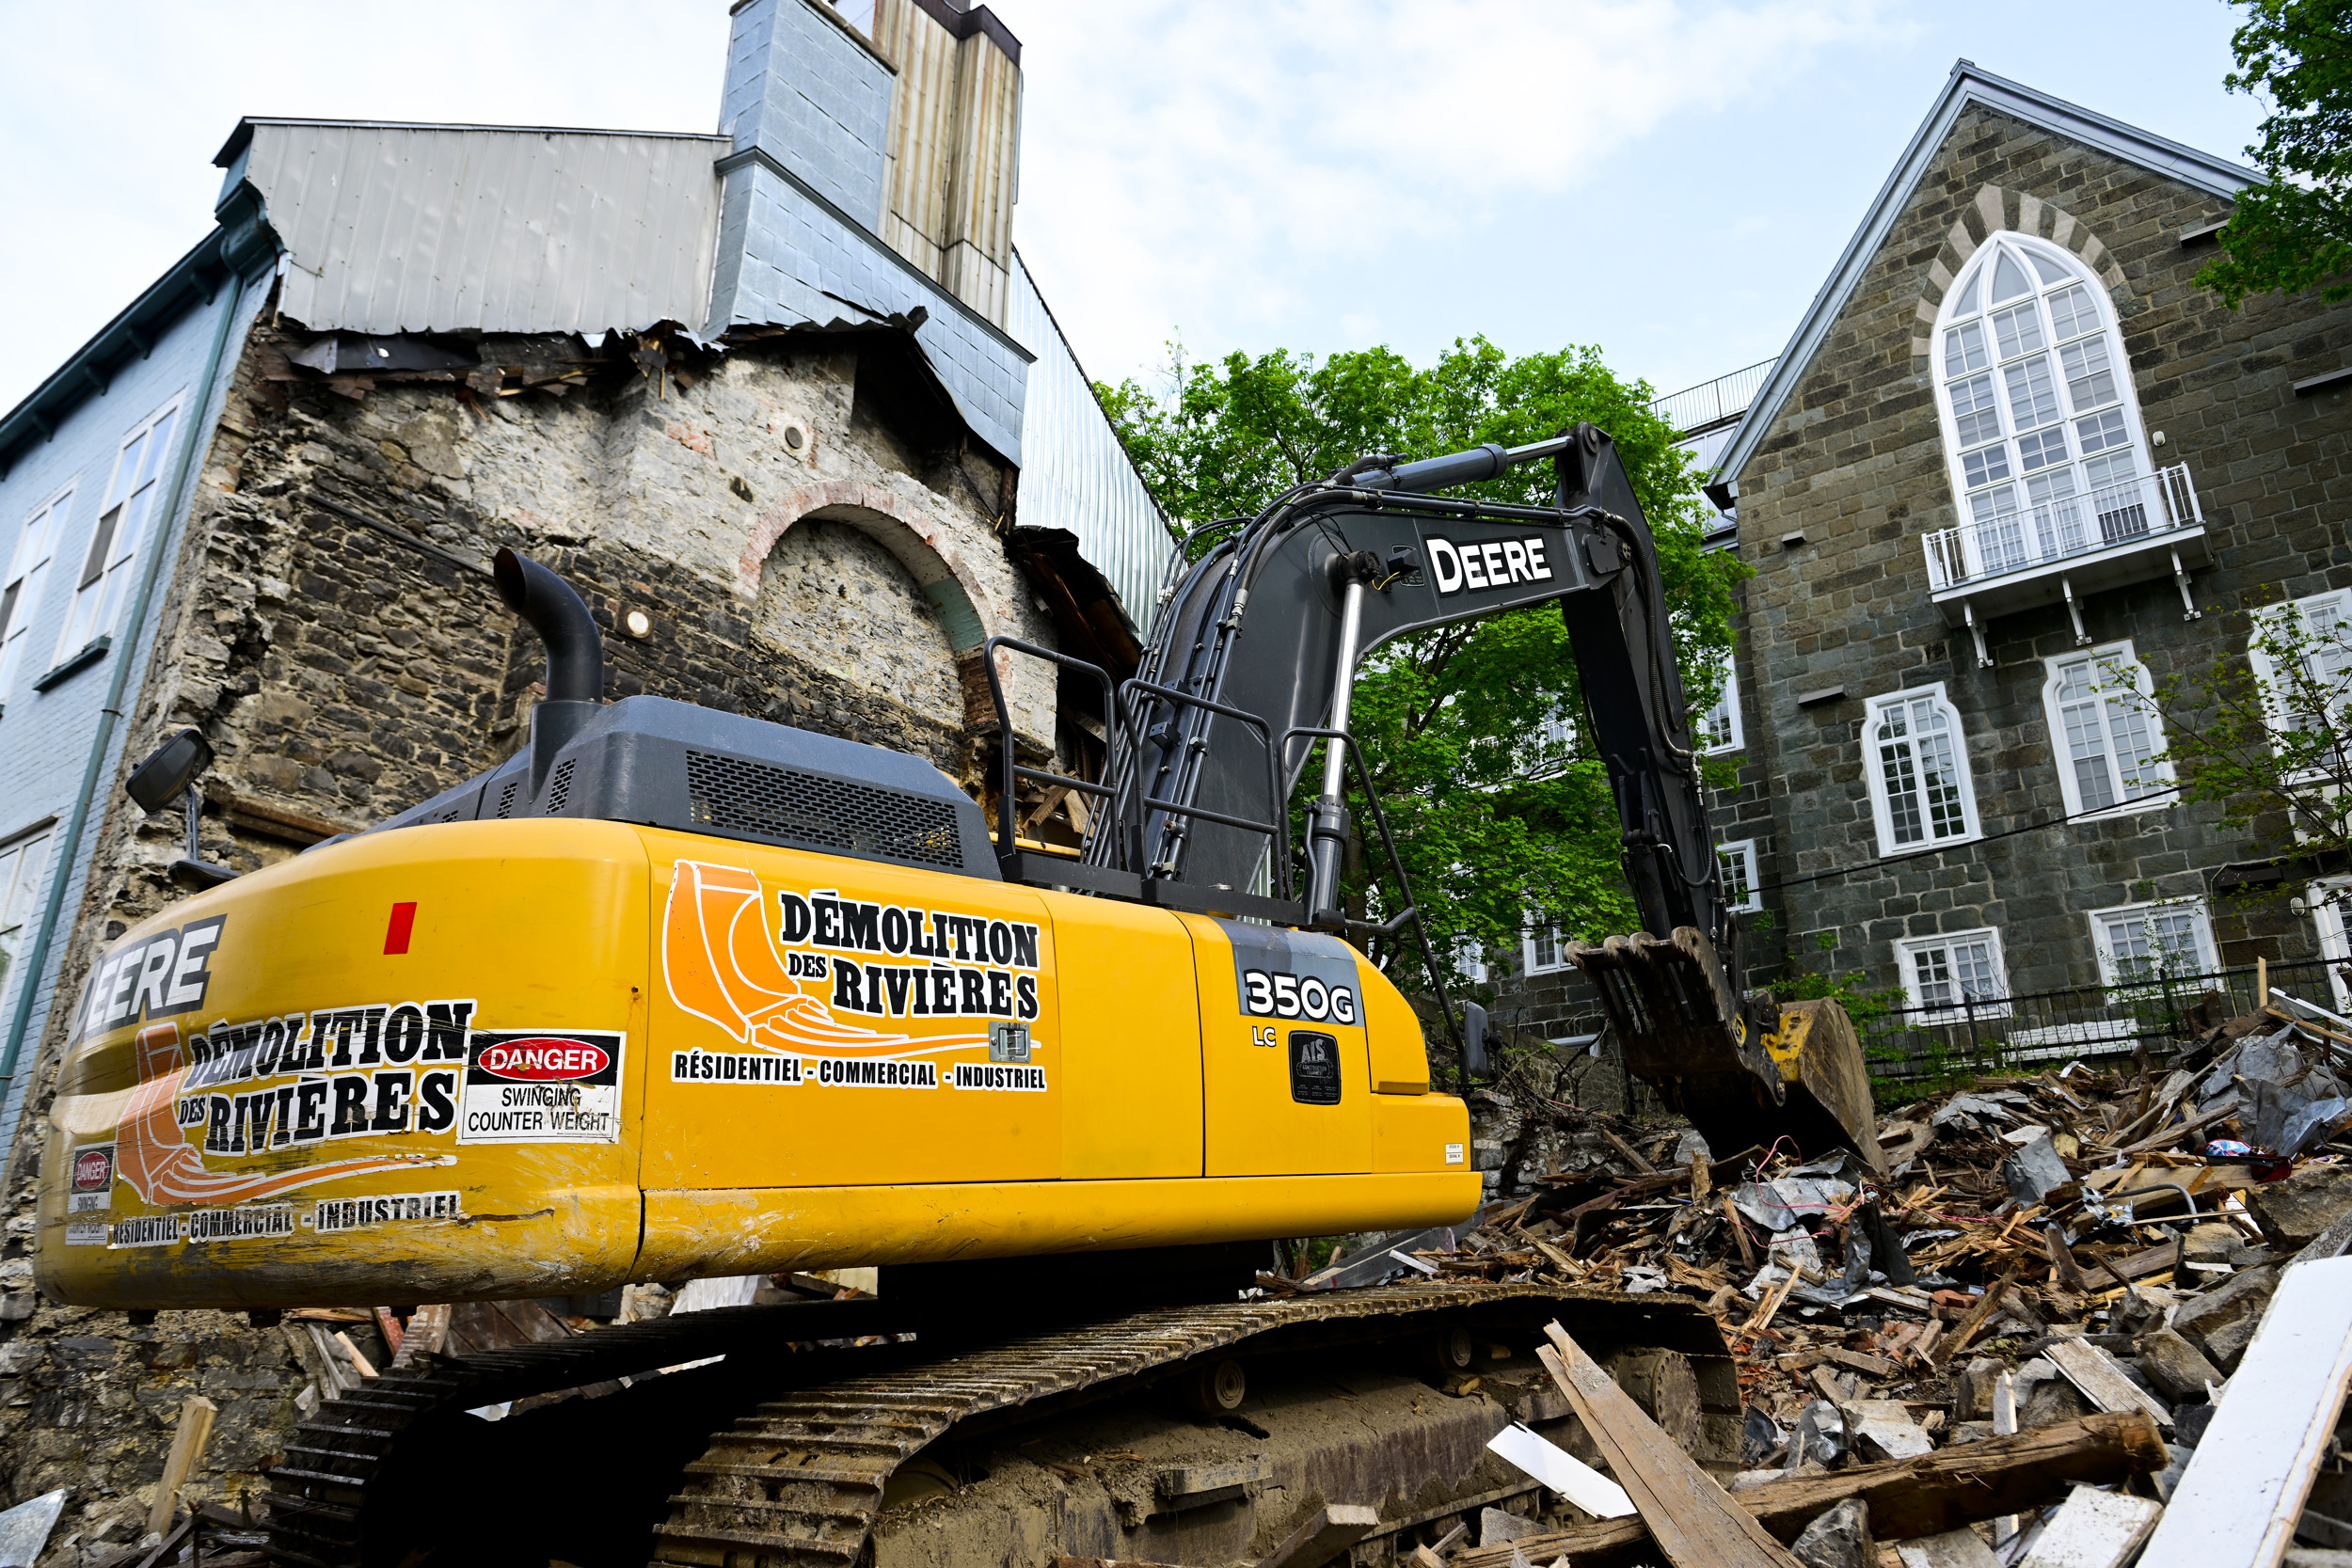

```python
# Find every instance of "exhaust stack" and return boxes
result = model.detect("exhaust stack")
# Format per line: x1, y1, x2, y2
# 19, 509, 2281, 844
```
494, 547, 604, 788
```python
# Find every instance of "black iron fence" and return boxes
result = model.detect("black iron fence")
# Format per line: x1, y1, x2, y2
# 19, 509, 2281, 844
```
1859, 958, 2344, 1082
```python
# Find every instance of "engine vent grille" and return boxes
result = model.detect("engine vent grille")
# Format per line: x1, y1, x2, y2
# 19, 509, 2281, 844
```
545, 759, 576, 815
685, 751, 963, 868
494, 780, 521, 819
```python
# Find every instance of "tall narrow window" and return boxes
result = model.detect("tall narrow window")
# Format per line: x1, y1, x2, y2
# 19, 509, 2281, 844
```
0, 830, 52, 1021
1934, 237, 2155, 571
1717, 840, 1759, 912
2089, 898, 2216, 984
2042, 642, 2172, 816
1865, 685, 1980, 856
0, 488, 70, 698
1897, 928, 2010, 1020
1695, 654, 1743, 753
2310, 878, 2352, 1013
2249, 588, 2352, 740
56, 401, 179, 665
1525, 920, 1568, 974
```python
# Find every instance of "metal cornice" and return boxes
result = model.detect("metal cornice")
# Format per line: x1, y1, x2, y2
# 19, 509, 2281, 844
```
0, 203, 278, 481
1711, 61, 2262, 490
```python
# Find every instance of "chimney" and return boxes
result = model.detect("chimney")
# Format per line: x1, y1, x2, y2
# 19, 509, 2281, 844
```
865, 0, 1024, 328
719, 0, 896, 232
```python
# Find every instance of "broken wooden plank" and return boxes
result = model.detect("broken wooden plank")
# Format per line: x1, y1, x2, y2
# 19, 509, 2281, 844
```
2140, 1256, 2352, 1568
1931, 1280, 2008, 1366
1447, 1414, 2168, 1568
2046, 1337, 2172, 1433
2016, 1487, 2162, 1568
1537, 1322, 1804, 1568
1257, 1503, 1383, 1568
145, 1394, 217, 1537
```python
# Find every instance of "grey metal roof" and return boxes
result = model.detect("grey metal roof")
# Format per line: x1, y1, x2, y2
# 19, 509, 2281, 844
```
215, 119, 729, 336
1710, 61, 2260, 490
1006, 247, 1170, 627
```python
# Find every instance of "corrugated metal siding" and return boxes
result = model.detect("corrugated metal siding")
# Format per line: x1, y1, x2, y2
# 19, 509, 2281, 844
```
239, 122, 727, 335
1007, 250, 1170, 630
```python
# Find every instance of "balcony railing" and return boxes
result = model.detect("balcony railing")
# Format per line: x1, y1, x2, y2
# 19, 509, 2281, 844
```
1652, 357, 1777, 439
1923, 465, 2204, 592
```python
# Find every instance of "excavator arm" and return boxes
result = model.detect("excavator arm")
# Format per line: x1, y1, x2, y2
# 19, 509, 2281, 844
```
1057, 423, 1879, 1167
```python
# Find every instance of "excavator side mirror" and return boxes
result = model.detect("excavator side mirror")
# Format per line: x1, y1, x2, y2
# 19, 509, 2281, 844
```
126, 728, 214, 813
125, 728, 237, 891
1460, 1001, 1492, 1082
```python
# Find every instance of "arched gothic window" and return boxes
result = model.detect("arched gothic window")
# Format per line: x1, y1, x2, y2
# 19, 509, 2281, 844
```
1864, 684, 1980, 857
1933, 236, 2155, 568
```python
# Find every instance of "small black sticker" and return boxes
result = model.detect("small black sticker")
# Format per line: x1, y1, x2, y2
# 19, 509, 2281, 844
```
1289, 1031, 1342, 1105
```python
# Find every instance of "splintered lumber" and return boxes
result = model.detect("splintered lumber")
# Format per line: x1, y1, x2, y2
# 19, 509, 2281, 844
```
1447, 1414, 2168, 1568
1931, 1279, 2008, 1366
2046, 1338, 2172, 1433
1256, 1503, 1382, 1568
2140, 1256, 2352, 1568
146, 1394, 218, 1537
1537, 1322, 1804, 1568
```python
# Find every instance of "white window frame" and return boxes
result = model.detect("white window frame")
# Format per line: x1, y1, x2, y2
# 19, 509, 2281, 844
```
1863, 682, 1982, 857
2087, 897, 2217, 986
55, 397, 183, 667
1454, 939, 1489, 987
1717, 839, 1760, 912
1894, 927, 2012, 1022
0, 483, 72, 700
1931, 236, 2156, 560
1695, 654, 1743, 753
2040, 641, 2174, 819
0, 826, 56, 1022
1524, 920, 1569, 974
2247, 588, 2352, 745
2310, 878, 2352, 1013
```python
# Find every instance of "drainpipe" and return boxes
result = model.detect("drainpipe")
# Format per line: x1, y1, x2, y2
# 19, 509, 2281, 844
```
0, 220, 266, 1139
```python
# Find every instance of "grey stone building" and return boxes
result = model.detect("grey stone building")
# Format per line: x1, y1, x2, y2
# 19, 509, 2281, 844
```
0, 0, 1167, 1547
1703, 62, 2352, 1051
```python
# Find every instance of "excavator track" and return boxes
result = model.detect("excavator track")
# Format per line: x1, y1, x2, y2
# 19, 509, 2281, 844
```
263, 1282, 1738, 1568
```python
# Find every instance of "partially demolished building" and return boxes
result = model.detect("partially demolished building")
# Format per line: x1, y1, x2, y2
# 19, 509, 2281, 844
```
0, 0, 1161, 1542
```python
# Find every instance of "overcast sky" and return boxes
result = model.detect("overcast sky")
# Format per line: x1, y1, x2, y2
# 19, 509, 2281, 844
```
0, 1, 2266, 418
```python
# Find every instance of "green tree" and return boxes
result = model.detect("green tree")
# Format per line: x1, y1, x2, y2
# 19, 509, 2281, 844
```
2197, 0, 2352, 307
2131, 595, 2352, 898
1098, 337, 1745, 990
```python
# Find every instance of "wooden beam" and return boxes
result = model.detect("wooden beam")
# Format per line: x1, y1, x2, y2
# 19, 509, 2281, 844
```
1447, 1414, 2168, 1568
1537, 1323, 1804, 1568
145, 1395, 218, 1537
1256, 1504, 1383, 1568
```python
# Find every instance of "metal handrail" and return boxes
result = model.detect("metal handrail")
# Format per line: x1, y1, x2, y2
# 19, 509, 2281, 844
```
977, 636, 1118, 867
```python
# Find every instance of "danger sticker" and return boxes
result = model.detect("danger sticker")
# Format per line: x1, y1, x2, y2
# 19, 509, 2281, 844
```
70, 1144, 114, 1212
457, 1030, 624, 1144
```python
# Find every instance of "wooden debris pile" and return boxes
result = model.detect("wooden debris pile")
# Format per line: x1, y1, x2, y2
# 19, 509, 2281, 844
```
1283, 992, 2352, 1567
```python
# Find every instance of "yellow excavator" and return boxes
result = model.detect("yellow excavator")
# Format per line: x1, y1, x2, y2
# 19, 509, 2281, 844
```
38, 425, 1878, 1568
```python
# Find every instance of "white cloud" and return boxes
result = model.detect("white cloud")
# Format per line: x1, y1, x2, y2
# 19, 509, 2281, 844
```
1007, 0, 1901, 384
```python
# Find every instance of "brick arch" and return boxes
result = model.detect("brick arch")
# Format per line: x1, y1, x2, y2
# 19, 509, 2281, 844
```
1908, 183, 2131, 358
737, 479, 996, 652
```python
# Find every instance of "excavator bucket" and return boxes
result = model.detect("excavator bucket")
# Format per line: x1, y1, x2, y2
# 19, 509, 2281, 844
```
1570, 932, 1884, 1173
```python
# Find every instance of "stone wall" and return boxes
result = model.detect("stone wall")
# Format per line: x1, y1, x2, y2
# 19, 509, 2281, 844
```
1726, 103, 2352, 1004
0, 321, 1060, 1560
